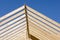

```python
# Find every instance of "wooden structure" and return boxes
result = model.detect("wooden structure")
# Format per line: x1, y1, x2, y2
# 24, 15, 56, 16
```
0, 5, 60, 40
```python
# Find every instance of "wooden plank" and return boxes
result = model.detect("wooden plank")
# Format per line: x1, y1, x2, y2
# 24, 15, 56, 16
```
0, 22, 26, 38
28, 16, 59, 34
0, 29, 26, 40
29, 22, 60, 40
0, 15, 25, 30
0, 19, 26, 34
24, 5, 30, 40
0, 11, 25, 26
27, 6, 60, 27
0, 6, 24, 20
27, 11, 60, 31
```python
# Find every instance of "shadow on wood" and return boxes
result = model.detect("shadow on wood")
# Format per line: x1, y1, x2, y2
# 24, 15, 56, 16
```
29, 34, 39, 40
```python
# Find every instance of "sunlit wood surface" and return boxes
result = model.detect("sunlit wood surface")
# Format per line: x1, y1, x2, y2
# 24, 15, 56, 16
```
0, 5, 60, 40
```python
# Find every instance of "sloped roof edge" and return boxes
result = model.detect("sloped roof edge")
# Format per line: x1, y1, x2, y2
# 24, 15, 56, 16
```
0, 5, 60, 26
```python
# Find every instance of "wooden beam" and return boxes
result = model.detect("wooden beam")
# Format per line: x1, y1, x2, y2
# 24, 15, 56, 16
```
24, 4, 30, 40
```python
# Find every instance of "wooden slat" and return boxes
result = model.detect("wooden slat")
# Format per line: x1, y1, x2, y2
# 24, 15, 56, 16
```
27, 11, 60, 31
27, 6, 60, 27
0, 19, 26, 34
0, 29, 26, 40
0, 10, 25, 26
0, 22, 26, 38
0, 15, 25, 30
0, 5, 24, 20
0, 5, 60, 40
28, 16, 59, 34
29, 21, 60, 40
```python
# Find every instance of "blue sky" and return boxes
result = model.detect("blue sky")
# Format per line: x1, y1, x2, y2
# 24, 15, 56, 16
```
0, 0, 60, 23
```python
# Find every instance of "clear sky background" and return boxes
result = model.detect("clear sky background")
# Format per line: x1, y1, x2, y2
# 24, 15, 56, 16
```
0, 0, 60, 23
